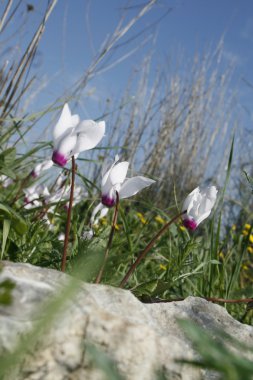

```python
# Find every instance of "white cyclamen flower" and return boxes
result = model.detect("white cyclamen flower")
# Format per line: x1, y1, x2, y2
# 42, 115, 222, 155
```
182, 186, 218, 230
23, 184, 50, 209
90, 156, 155, 225
46, 185, 83, 205
90, 203, 109, 226
58, 233, 65, 241
82, 229, 94, 240
52, 103, 105, 167
31, 159, 53, 178
0, 175, 13, 188
102, 156, 155, 207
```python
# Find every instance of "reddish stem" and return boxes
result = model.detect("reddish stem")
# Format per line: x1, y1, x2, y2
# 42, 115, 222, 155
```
61, 156, 76, 272
119, 210, 186, 288
95, 191, 119, 284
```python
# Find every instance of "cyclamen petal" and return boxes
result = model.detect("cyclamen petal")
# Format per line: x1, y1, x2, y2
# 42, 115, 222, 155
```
90, 202, 109, 225
101, 157, 119, 192
53, 103, 79, 141
182, 187, 200, 212
102, 155, 120, 183
72, 120, 105, 155
109, 162, 129, 186
101, 158, 123, 202
119, 176, 156, 199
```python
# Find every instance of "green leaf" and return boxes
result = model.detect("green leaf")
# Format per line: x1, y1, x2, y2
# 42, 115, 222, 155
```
1, 219, 11, 260
12, 215, 27, 235
2, 147, 16, 165
0, 203, 12, 216
0, 203, 27, 235
0, 148, 17, 179
73, 232, 109, 282
0, 278, 15, 305
0, 167, 16, 180
132, 280, 159, 297
133, 280, 172, 298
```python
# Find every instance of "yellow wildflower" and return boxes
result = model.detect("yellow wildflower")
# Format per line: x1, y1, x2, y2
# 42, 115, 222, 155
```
159, 264, 167, 271
242, 229, 249, 236
244, 223, 251, 230
219, 251, 225, 260
231, 224, 236, 231
155, 215, 166, 224
242, 264, 249, 271
247, 246, 253, 254
100, 217, 107, 226
136, 212, 148, 225
179, 225, 186, 231
249, 235, 253, 244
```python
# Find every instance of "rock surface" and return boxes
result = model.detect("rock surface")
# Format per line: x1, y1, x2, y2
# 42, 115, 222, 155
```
0, 261, 253, 380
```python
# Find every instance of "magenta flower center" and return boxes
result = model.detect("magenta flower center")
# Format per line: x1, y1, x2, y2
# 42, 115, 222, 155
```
183, 218, 198, 231
102, 194, 115, 208
63, 204, 69, 212
30, 170, 38, 178
52, 151, 68, 167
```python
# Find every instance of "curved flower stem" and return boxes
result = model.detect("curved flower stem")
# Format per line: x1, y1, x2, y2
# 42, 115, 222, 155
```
119, 210, 186, 288
95, 191, 120, 284
61, 156, 76, 272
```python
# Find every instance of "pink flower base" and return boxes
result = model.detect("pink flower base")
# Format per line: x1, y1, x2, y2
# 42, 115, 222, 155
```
30, 170, 38, 178
52, 151, 68, 167
183, 218, 198, 231
102, 195, 115, 207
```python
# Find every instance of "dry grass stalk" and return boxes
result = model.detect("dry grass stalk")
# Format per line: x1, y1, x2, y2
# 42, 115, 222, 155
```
99, 41, 236, 206
0, 0, 58, 122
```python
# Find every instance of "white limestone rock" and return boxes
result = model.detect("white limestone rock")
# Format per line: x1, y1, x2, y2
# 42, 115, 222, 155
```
0, 261, 252, 380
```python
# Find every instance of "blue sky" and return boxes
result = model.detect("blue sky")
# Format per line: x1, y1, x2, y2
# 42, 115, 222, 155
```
2, 0, 253, 139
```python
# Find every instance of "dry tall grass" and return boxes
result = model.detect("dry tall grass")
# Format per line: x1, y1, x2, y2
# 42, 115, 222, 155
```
101, 41, 237, 206
0, 1, 58, 124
